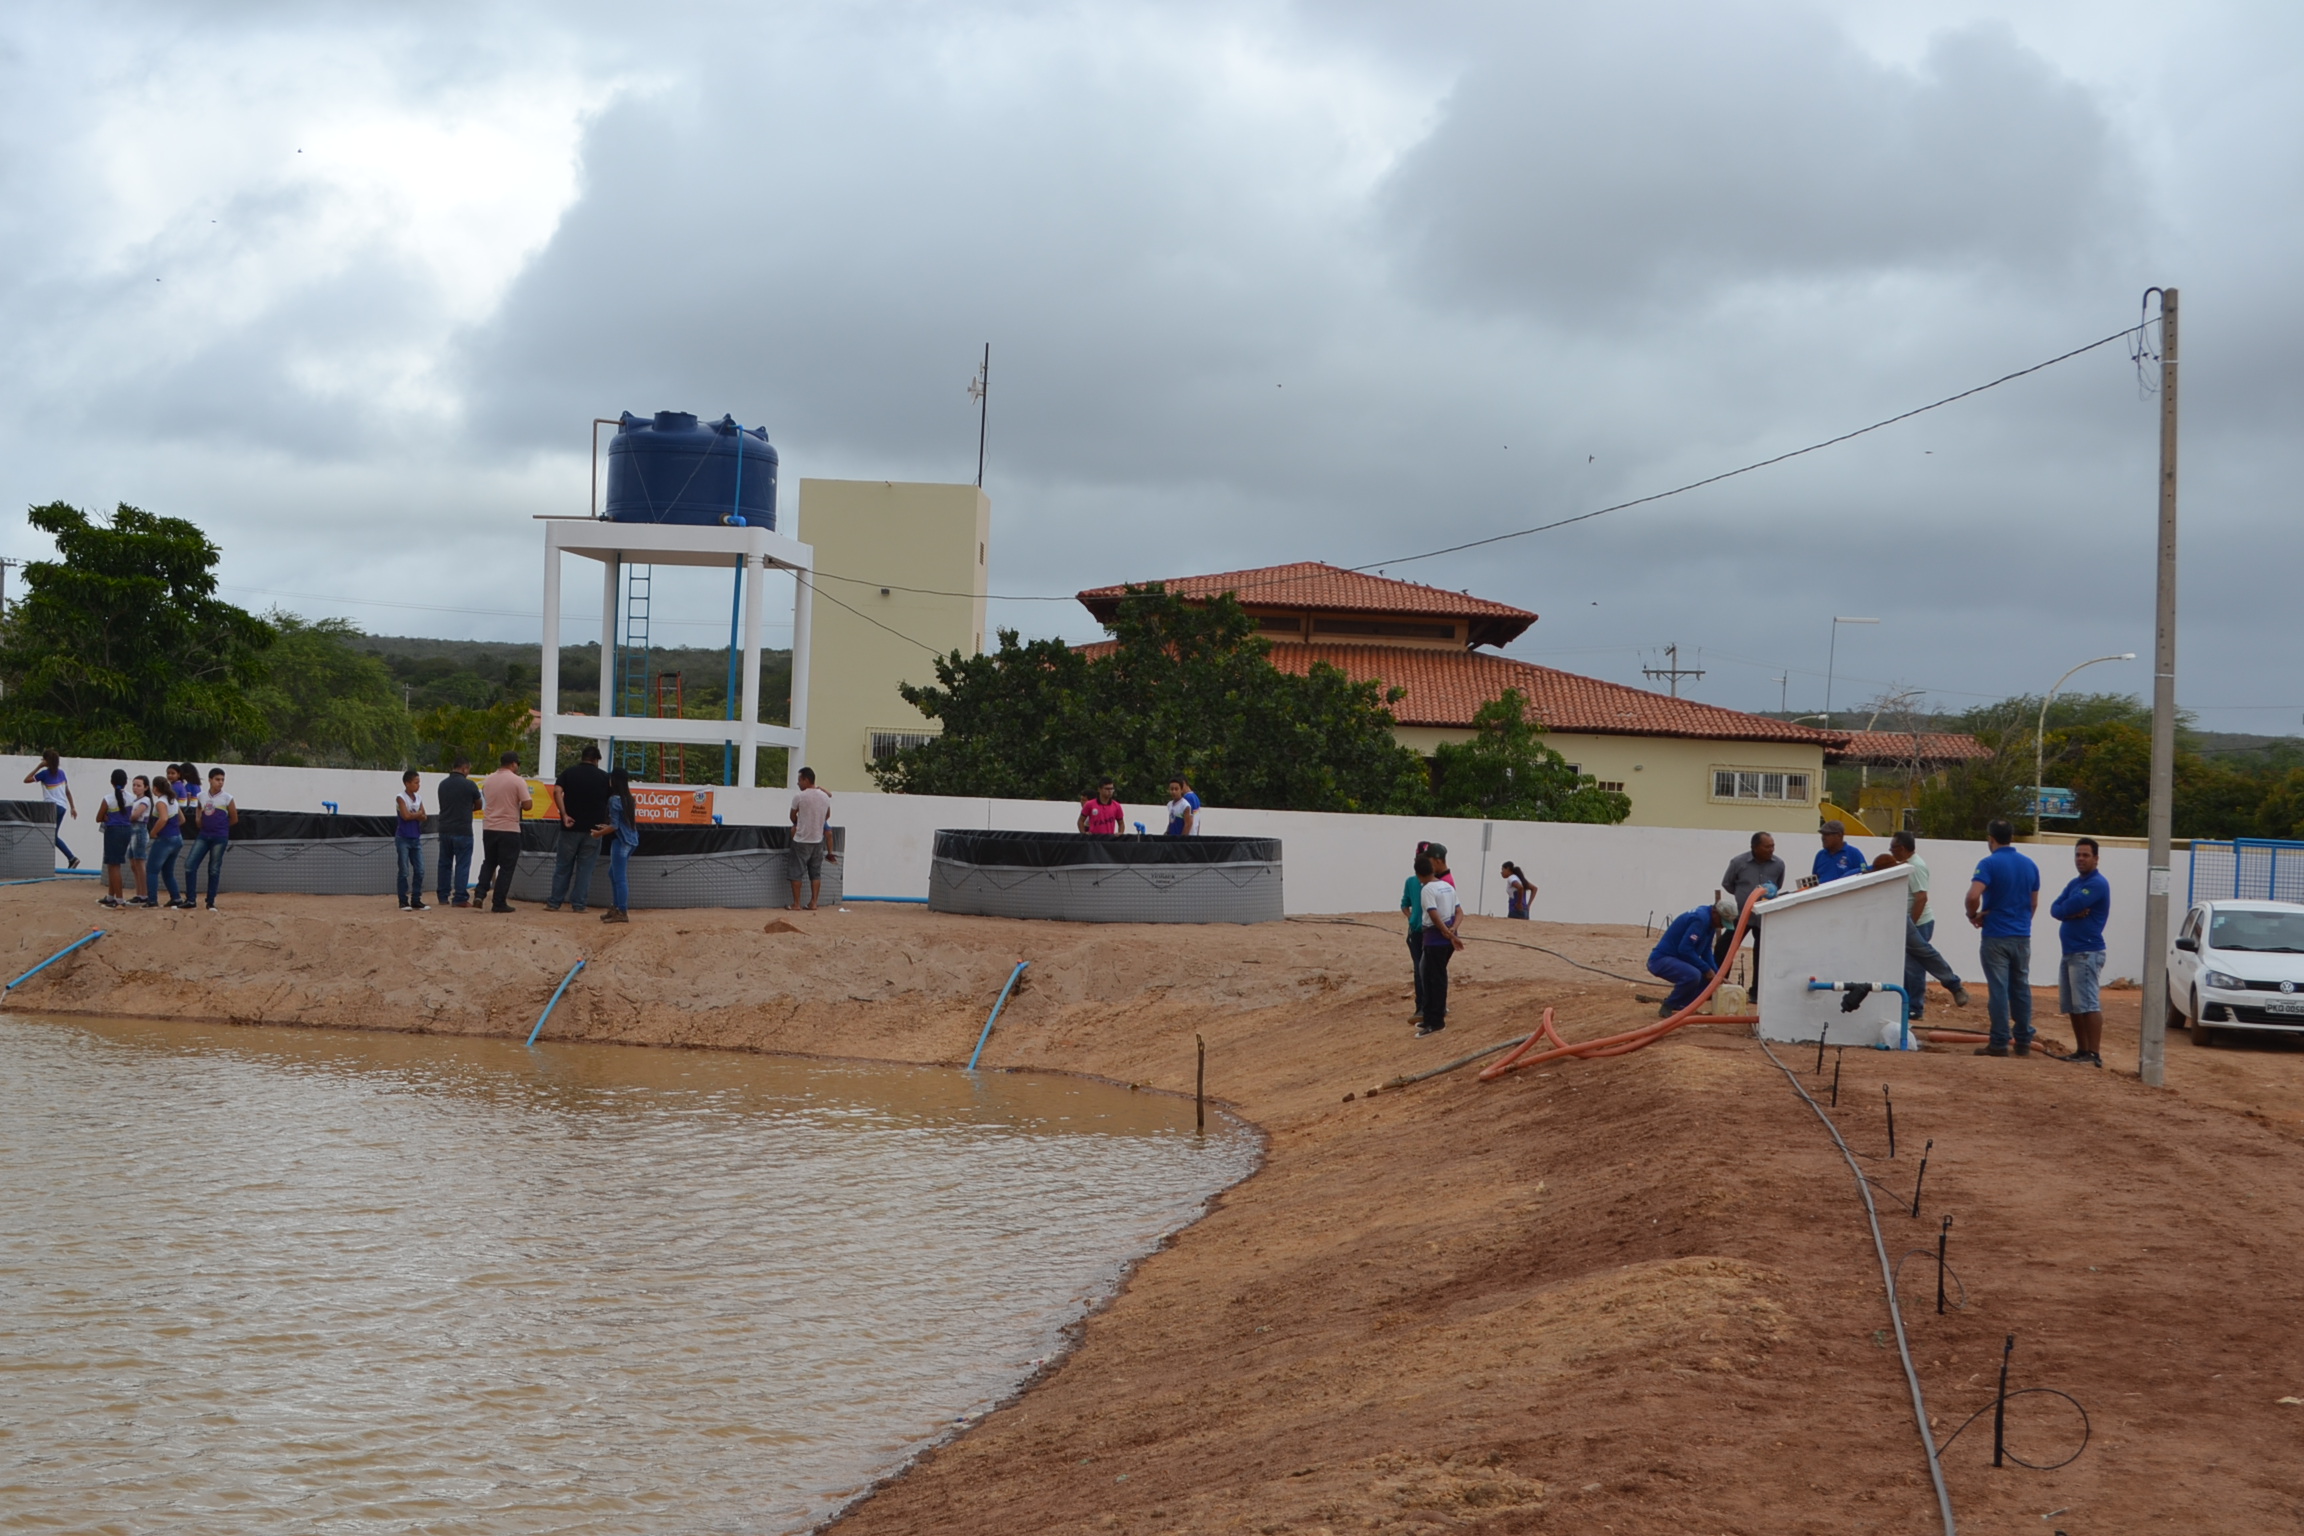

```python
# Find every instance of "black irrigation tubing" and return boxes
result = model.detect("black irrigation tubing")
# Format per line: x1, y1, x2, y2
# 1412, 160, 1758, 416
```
1933, 1388, 2092, 1472
1892, 1248, 1969, 1314
1279, 916, 1650, 986
1757, 1037, 1958, 1536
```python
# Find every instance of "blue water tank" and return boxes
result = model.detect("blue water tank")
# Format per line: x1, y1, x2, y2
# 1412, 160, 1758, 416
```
603, 411, 778, 527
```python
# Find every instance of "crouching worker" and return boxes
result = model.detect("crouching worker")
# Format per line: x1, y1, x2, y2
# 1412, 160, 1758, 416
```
1647, 901, 1721, 1018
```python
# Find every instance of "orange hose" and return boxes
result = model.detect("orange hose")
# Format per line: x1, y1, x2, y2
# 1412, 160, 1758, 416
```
1480, 884, 1766, 1082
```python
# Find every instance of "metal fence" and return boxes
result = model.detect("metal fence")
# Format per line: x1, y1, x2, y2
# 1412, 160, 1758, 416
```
2188, 839, 2304, 905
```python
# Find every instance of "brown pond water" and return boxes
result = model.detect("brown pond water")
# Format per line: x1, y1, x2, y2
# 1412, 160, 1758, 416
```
0, 1014, 1256, 1533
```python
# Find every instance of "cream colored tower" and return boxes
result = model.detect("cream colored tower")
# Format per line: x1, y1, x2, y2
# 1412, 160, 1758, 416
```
793, 479, 989, 792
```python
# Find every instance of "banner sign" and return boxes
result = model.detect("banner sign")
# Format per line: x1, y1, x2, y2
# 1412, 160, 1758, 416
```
2026, 786, 2079, 820
633, 786, 716, 825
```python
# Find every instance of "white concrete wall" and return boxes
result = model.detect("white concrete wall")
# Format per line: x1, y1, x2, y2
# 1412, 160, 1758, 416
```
6, 753, 2139, 988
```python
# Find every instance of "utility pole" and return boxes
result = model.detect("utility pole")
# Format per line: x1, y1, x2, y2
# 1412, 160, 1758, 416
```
1642, 643, 1705, 698
2140, 288, 2179, 1089
968, 343, 990, 488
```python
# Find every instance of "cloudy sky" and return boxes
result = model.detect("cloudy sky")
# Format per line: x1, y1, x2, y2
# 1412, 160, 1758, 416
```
3, 0, 2298, 730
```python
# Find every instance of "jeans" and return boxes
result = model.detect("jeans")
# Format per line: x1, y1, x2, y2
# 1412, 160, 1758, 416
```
146, 834, 182, 904
50, 802, 75, 866
475, 829, 522, 910
437, 832, 473, 903
1904, 919, 1963, 1020
1978, 933, 2034, 1050
1420, 940, 1454, 1031
184, 836, 228, 904
1650, 956, 1709, 1013
608, 838, 632, 912
395, 837, 427, 906
1408, 931, 1427, 1017
547, 824, 602, 908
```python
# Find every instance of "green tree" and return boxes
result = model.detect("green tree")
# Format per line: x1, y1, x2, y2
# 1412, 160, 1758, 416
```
412, 699, 536, 772
239, 614, 415, 767
0, 501, 273, 757
871, 586, 1429, 813
1427, 689, 1630, 823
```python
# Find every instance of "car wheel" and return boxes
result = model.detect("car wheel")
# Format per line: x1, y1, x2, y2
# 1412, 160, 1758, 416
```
2167, 986, 2188, 1031
2190, 988, 2215, 1047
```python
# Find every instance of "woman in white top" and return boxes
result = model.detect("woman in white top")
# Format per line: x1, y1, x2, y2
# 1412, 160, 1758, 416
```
125, 775, 153, 903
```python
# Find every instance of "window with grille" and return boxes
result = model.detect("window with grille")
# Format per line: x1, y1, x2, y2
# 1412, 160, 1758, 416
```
1595, 780, 1626, 793
868, 730, 938, 762
1711, 767, 1811, 803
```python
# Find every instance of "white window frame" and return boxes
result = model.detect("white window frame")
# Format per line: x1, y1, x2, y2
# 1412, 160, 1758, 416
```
1710, 765, 1812, 805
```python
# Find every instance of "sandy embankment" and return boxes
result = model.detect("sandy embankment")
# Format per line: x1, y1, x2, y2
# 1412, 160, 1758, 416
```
6, 886, 2304, 1533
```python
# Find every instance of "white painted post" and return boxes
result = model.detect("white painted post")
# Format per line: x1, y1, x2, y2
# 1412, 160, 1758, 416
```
539, 535, 561, 772
786, 557, 813, 790
737, 544, 765, 787
599, 551, 620, 760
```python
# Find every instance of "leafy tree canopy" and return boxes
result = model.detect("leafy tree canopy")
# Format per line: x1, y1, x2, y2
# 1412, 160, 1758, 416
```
1913, 691, 2299, 841
0, 501, 274, 758
1428, 690, 1631, 824
872, 586, 1430, 814
241, 613, 415, 768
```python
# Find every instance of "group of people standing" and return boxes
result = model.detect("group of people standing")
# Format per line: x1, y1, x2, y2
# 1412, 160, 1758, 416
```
1076, 776, 1203, 837
1646, 818, 2113, 1064
26, 752, 236, 910
1398, 844, 1533, 1039
390, 747, 656, 921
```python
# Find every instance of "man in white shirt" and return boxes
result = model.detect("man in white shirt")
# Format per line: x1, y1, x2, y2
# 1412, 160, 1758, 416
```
788, 766, 834, 910
1418, 843, 1465, 1038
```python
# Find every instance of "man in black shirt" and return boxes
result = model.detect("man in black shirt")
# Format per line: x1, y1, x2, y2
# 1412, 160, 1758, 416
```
434, 756, 483, 907
546, 744, 612, 912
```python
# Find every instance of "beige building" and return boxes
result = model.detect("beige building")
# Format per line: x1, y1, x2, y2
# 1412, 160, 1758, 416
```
1077, 562, 1846, 833
795, 479, 988, 792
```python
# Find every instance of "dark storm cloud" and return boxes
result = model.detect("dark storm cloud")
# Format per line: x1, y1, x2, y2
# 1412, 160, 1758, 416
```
3, 0, 2301, 728
1382, 12, 2130, 315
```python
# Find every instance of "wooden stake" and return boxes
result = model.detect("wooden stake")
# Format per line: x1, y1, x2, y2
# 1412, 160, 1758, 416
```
1195, 1033, 1206, 1134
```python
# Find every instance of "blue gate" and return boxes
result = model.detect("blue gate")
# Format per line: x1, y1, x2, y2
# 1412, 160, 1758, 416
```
2188, 839, 2304, 905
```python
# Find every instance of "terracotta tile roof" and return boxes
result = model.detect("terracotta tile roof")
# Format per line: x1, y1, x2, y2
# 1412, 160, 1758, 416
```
1072, 638, 1847, 745
1076, 562, 1536, 648
1826, 730, 1991, 766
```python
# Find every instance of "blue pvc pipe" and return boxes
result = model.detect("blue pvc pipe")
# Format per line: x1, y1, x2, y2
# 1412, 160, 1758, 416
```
845, 895, 928, 904
1807, 979, 1913, 1050
527, 959, 587, 1047
966, 961, 1031, 1071
7, 929, 105, 993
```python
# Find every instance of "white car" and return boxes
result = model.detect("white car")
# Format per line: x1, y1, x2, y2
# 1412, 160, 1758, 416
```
2168, 899, 2304, 1046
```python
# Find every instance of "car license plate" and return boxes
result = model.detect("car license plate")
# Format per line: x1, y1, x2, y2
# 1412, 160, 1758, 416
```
2269, 1000, 2304, 1017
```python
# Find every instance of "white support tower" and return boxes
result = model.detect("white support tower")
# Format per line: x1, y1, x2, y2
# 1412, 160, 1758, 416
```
538, 518, 812, 787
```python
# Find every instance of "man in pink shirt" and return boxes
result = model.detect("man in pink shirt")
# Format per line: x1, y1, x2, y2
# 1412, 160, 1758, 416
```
1077, 778, 1126, 836
472, 751, 533, 913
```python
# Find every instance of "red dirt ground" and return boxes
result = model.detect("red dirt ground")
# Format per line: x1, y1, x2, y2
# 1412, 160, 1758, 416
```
5, 889, 2301, 1533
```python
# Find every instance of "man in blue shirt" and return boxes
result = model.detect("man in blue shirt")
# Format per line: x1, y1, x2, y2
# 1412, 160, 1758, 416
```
2048, 837, 2112, 1068
1812, 821, 1869, 884
1964, 819, 2042, 1056
1646, 902, 1719, 1018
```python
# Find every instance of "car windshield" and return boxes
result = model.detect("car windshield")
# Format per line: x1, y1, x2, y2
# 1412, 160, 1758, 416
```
2208, 909, 2304, 953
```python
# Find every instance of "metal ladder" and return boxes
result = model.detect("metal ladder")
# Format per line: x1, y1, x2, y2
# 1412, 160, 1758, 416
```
617, 566, 652, 776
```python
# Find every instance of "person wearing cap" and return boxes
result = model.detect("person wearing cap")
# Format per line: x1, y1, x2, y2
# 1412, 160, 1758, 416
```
1647, 901, 1720, 1017
1813, 821, 1868, 884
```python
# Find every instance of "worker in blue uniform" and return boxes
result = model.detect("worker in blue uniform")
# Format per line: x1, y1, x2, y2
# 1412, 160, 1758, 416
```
1647, 901, 1721, 1018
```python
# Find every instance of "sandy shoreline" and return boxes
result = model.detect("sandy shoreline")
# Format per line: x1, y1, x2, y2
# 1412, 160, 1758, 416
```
7, 886, 2304, 1533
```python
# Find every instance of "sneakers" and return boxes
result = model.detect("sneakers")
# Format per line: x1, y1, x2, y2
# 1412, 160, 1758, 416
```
491, 904, 515, 914
1414, 1023, 1445, 1038
544, 902, 562, 913
2059, 1050, 2104, 1068
98, 896, 122, 908
2013, 1040, 2034, 1058
409, 901, 429, 912
600, 908, 628, 924
1657, 1001, 1676, 1018
570, 905, 587, 914
1948, 981, 1972, 1007
1407, 1012, 1423, 1026
450, 895, 470, 908
1973, 1045, 2009, 1057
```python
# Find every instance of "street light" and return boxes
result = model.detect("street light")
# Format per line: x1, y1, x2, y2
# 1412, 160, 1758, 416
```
1822, 617, 1880, 729
2033, 653, 2137, 835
